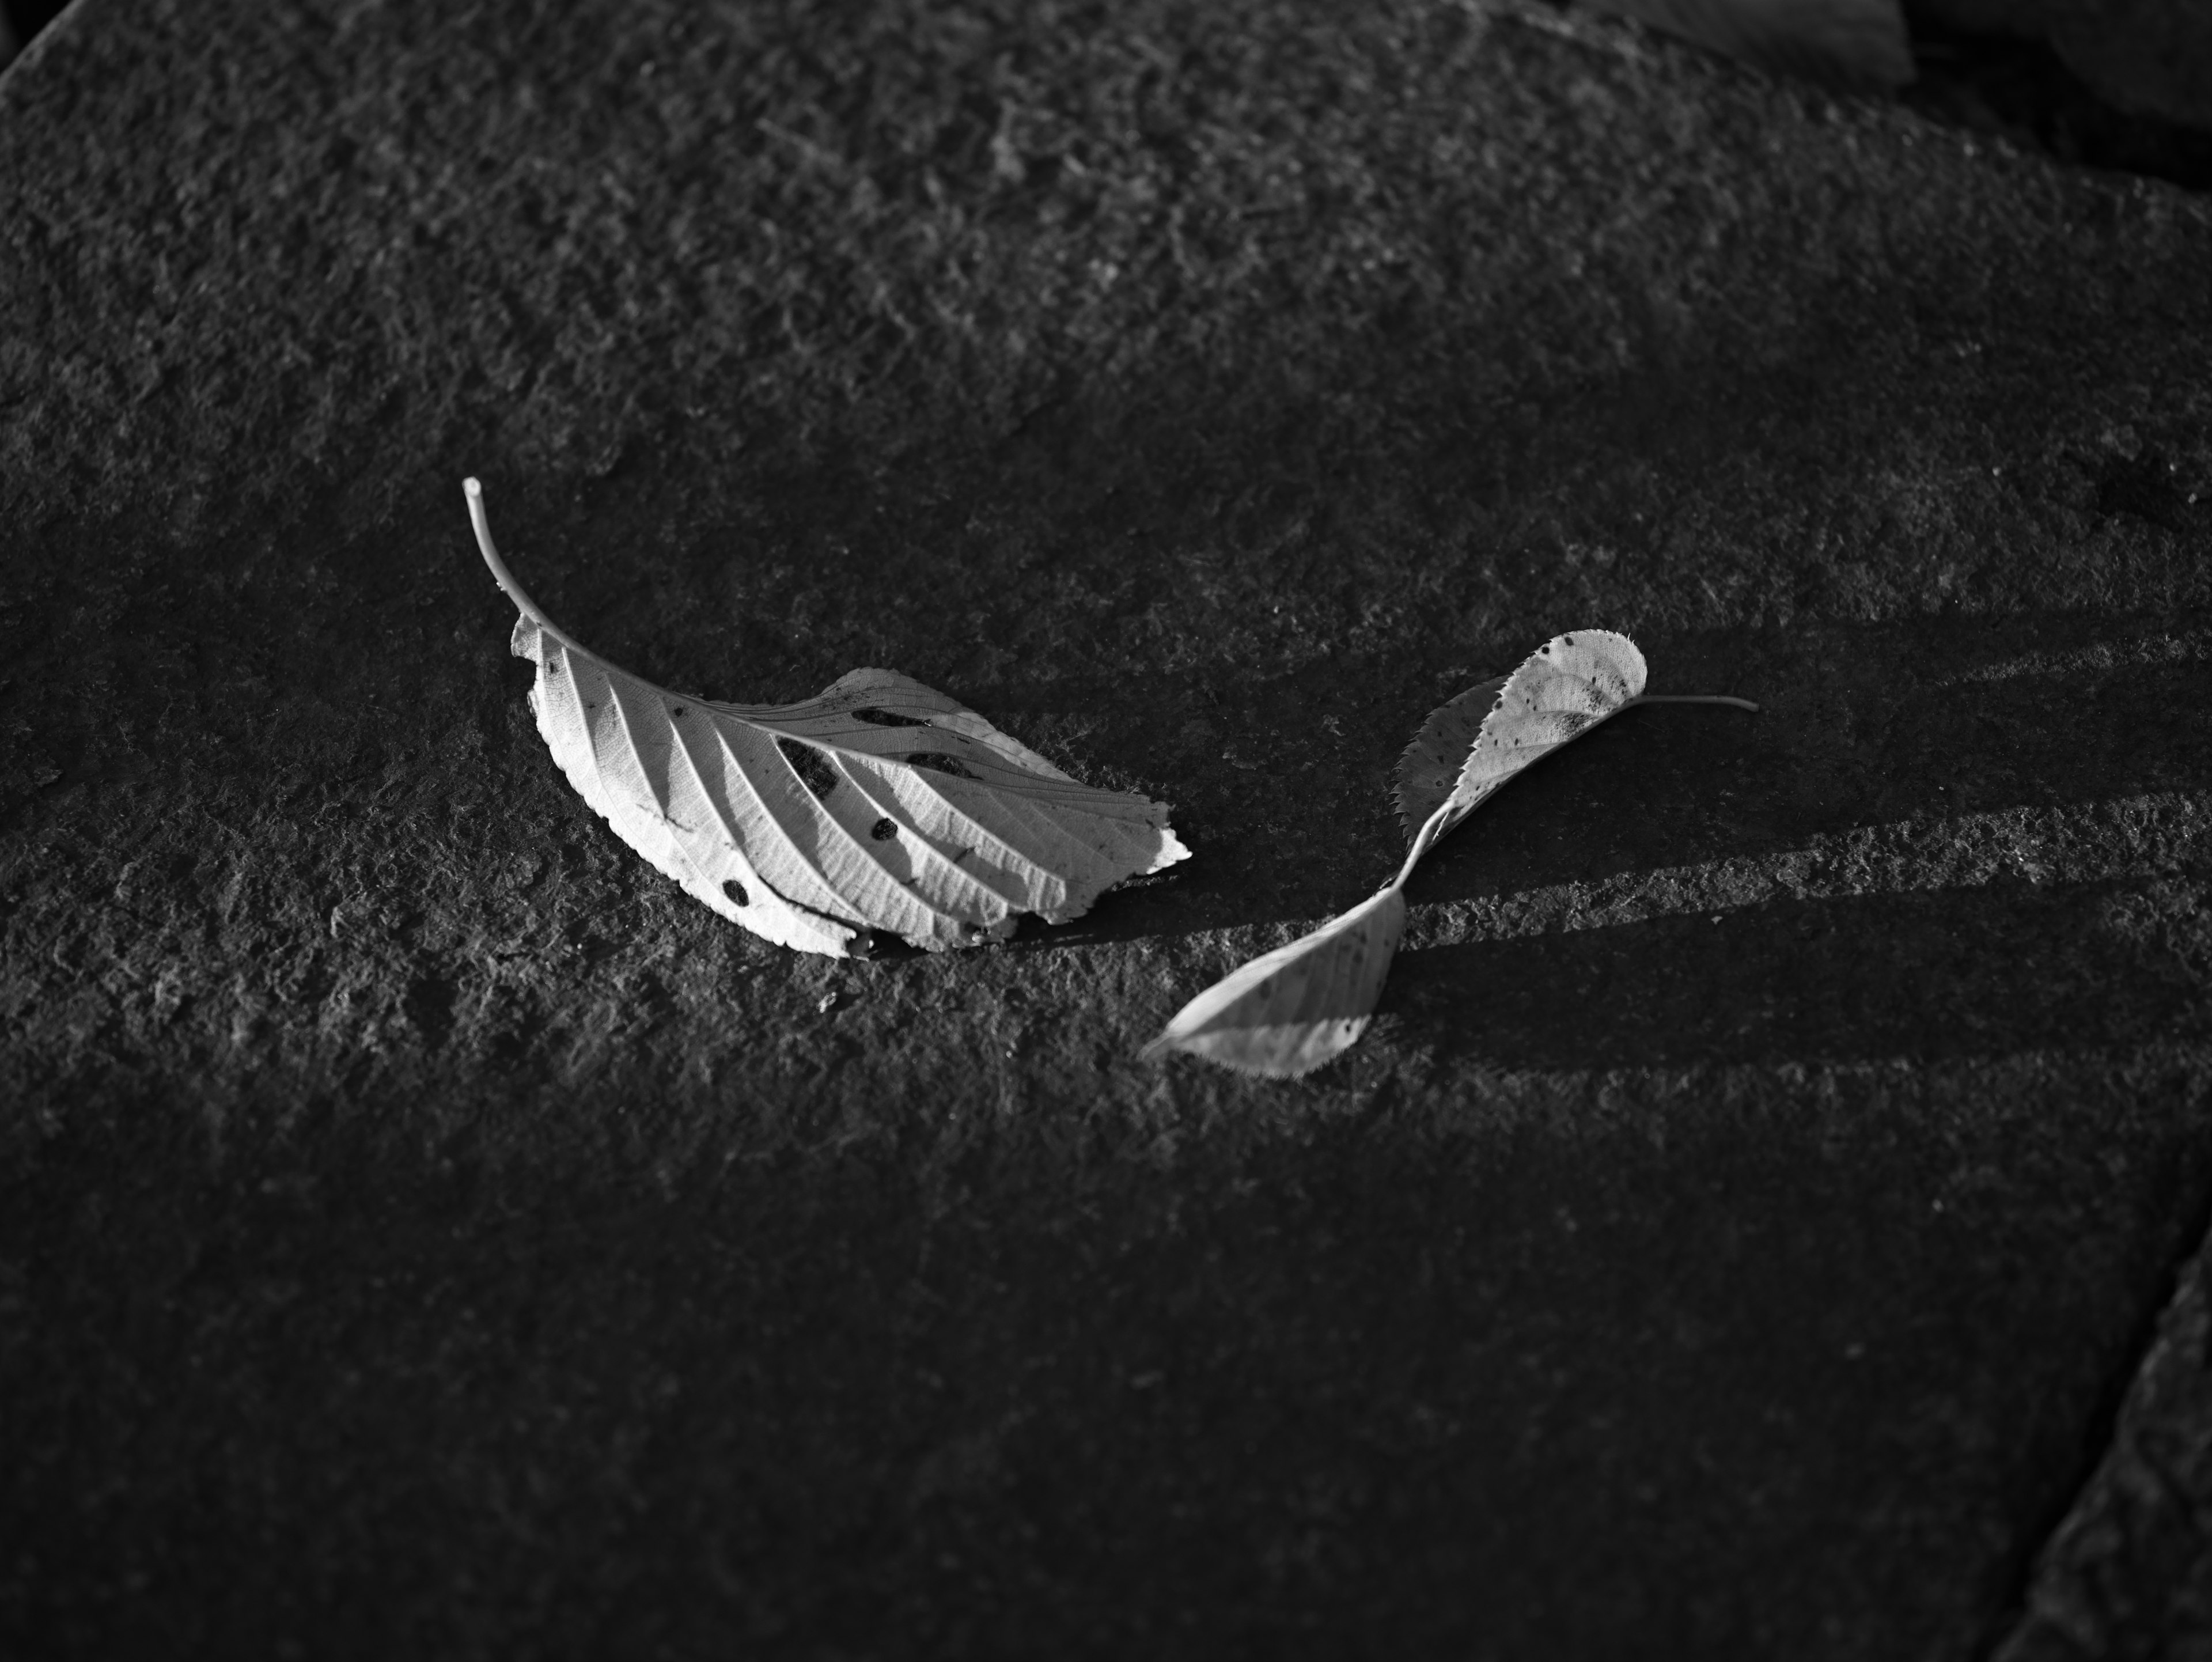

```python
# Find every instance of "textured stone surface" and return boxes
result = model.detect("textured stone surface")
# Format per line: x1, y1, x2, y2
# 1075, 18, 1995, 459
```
1998, 1224, 2212, 1660
3, 1, 2211, 1656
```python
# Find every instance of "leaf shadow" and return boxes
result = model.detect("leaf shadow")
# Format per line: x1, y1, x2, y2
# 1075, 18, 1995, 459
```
1383, 879, 2205, 1074
995, 607, 2212, 960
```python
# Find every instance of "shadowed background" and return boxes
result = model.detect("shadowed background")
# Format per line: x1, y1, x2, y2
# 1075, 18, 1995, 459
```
3, 0, 2210, 1655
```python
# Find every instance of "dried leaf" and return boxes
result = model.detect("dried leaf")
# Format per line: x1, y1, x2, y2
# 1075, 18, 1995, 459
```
1393, 674, 1505, 838
1150, 630, 1752, 1077
466, 479, 1189, 958
1412, 631, 1647, 846
1140, 889, 1406, 1075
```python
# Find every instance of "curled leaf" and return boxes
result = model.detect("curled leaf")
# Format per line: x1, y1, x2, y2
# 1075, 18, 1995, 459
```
1151, 629, 1745, 1078
1422, 630, 1647, 845
1142, 888, 1405, 1077
467, 479, 1189, 958
1394, 674, 1505, 838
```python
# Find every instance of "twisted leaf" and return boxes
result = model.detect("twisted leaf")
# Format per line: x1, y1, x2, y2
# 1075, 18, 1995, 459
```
1394, 674, 1505, 838
1149, 630, 1753, 1077
467, 479, 1189, 958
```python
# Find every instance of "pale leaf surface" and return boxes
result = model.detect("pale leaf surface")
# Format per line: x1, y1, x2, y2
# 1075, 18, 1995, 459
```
468, 480, 1189, 959
1431, 630, 1647, 843
1141, 888, 1406, 1078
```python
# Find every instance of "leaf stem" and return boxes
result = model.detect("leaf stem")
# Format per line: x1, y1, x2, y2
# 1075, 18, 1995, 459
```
1627, 693, 1761, 711
1389, 797, 1456, 892
464, 478, 591, 658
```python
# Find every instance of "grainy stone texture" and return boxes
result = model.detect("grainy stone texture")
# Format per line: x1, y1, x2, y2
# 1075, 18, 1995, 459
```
2, 1, 2210, 1656
1999, 1234, 2212, 1661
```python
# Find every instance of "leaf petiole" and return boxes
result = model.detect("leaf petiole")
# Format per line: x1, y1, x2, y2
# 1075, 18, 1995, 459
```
1390, 798, 1455, 891
1626, 693, 1761, 711
464, 478, 591, 660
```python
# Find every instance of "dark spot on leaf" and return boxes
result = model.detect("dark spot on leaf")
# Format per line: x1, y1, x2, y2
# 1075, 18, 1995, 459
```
778, 737, 840, 799
722, 879, 749, 907
671, 705, 685, 718
907, 751, 979, 779
870, 817, 898, 841
853, 706, 932, 728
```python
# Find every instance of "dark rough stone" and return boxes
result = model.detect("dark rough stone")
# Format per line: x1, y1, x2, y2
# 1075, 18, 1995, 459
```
1996, 1217, 2212, 1660
2, 1, 2211, 1656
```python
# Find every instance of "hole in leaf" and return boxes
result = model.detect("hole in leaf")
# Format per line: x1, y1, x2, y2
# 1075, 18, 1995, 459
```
853, 707, 931, 728
722, 879, 749, 907
870, 817, 898, 841
907, 751, 979, 779
778, 737, 840, 799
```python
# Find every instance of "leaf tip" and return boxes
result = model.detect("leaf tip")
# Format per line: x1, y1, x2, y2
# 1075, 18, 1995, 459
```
1144, 889, 1404, 1078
